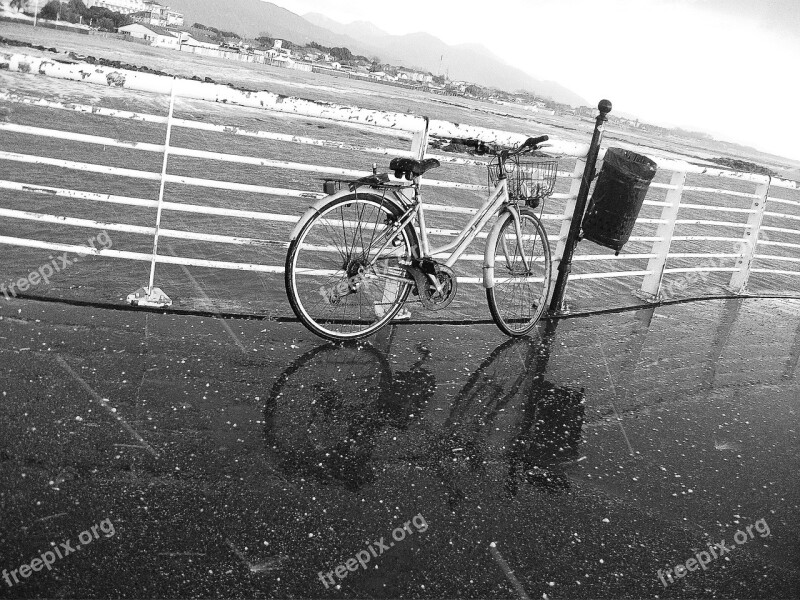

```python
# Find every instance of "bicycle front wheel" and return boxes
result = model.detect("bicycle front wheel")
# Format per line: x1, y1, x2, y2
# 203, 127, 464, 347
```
486, 208, 552, 336
285, 193, 417, 341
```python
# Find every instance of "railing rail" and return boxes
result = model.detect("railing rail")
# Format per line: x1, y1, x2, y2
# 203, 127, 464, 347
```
1, 53, 799, 315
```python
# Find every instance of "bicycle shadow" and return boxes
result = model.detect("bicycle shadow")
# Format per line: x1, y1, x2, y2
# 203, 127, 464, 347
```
263, 322, 585, 498
263, 332, 435, 492
424, 321, 585, 504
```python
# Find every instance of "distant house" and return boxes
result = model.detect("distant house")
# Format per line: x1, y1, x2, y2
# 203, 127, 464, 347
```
266, 48, 287, 59
266, 40, 291, 59
164, 7, 182, 26
117, 23, 179, 48
84, 0, 182, 24
129, 11, 158, 26
176, 31, 218, 49
84, 0, 144, 15
396, 70, 429, 83
270, 56, 295, 68
181, 27, 219, 46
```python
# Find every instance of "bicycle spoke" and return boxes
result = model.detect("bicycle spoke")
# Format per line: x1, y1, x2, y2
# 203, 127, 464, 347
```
339, 205, 349, 260
355, 201, 370, 261
320, 212, 348, 264
364, 199, 384, 258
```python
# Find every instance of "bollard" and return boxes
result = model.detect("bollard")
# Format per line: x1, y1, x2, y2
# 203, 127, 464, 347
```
548, 99, 612, 314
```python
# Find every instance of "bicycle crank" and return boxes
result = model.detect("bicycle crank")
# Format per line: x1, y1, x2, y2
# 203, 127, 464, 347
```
404, 260, 457, 311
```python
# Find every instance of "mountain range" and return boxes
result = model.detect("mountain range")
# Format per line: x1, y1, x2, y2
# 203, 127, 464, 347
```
163, 0, 588, 106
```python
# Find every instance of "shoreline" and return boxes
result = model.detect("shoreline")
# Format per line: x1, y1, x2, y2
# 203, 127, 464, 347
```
1, 21, 798, 172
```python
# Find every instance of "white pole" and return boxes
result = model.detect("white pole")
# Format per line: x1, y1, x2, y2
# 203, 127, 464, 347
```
148, 77, 177, 293
34, 0, 39, 26
729, 176, 770, 293
638, 170, 686, 301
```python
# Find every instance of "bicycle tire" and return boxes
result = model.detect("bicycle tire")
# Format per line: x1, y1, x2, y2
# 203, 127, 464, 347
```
485, 208, 552, 336
285, 192, 418, 341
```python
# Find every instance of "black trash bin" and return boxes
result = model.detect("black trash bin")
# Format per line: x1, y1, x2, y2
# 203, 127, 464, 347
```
581, 147, 657, 254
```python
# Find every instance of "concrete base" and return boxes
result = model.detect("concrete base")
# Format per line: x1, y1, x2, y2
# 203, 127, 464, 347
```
126, 286, 172, 308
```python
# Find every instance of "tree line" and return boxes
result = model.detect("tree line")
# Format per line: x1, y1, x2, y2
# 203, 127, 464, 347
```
35, 0, 131, 31
192, 23, 241, 41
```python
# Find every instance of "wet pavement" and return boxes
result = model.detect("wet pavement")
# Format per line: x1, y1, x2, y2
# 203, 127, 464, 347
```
0, 296, 798, 599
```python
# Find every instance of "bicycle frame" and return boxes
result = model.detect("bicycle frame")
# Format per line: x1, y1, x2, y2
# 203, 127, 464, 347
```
372, 176, 523, 273
423, 178, 514, 267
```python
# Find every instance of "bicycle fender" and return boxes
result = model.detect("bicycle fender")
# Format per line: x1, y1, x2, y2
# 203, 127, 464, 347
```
288, 190, 406, 241
288, 190, 351, 241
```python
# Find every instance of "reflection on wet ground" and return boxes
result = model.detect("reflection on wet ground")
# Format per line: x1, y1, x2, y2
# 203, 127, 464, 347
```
0, 297, 798, 598
266, 323, 586, 499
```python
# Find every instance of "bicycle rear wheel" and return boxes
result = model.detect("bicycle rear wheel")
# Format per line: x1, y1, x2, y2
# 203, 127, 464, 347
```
486, 208, 551, 336
285, 192, 417, 341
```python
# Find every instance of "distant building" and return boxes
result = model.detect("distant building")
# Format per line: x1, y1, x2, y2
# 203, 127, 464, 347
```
175, 31, 219, 49
266, 41, 291, 59
117, 23, 179, 47
83, 0, 182, 25
395, 70, 432, 83
84, 0, 143, 14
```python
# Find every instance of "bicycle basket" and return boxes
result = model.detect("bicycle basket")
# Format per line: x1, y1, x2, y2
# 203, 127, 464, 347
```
488, 156, 558, 208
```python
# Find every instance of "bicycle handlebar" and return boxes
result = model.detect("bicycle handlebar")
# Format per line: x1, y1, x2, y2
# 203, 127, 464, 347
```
518, 135, 549, 153
447, 135, 549, 156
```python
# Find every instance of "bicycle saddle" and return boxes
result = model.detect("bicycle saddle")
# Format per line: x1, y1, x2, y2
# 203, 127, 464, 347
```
389, 157, 441, 180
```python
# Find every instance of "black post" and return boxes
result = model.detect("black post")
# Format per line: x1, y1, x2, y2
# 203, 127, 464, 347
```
549, 99, 612, 314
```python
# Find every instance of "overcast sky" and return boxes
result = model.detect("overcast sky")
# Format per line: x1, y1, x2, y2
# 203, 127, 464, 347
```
265, 0, 800, 162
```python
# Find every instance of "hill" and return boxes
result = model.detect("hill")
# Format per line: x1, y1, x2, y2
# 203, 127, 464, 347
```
303, 12, 388, 41
163, 0, 587, 105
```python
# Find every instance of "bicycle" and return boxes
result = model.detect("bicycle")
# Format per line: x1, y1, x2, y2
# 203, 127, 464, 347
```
285, 134, 557, 341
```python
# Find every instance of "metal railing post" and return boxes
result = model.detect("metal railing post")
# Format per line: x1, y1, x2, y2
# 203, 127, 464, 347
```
729, 176, 770, 293
548, 158, 585, 307
411, 116, 430, 161
549, 99, 612, 314
126, 77, 177, 308
637, 170, 686, 301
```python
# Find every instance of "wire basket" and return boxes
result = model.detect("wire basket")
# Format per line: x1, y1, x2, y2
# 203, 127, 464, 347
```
488, 156, 558, 208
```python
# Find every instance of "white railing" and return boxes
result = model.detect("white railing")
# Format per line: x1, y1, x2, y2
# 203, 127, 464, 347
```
1, 51, 799, 315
